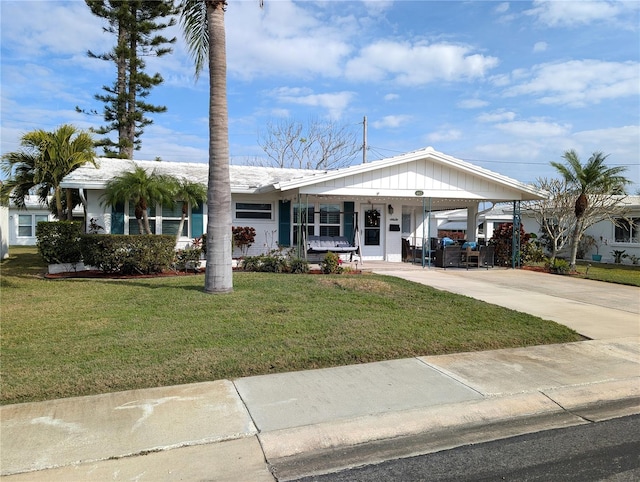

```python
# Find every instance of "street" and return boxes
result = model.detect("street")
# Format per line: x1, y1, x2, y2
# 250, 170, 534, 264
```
293, 414, 640, 482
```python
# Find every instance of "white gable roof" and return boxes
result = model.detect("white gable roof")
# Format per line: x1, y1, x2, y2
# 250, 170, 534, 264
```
275, 147, 545, 202
61, 148, 545, 203
61, 158, 322, 194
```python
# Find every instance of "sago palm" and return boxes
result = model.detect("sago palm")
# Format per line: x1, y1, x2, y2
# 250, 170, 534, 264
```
551, 150, 629, 269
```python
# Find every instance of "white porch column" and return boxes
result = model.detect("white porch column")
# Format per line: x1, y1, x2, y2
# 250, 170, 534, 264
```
467, 203, 479, 242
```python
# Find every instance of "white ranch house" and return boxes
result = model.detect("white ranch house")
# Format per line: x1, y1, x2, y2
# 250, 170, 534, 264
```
57, 147, 546, 263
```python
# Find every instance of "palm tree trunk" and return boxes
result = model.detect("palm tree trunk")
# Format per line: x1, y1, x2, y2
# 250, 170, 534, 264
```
568, 217, 583, 271
204, 0, 233, 294
65, 188, 74, 220
54, 186, 64, 220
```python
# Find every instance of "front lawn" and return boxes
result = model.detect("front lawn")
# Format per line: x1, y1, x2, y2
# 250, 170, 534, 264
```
574, 260, 640, 287
1, 247, 582, 405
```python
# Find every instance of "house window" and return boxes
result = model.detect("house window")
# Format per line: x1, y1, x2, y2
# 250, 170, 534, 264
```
128, 203, 156, 234
293, 204, 314, 245
161, 203, 187, 237
319, 204, 340, 237
18, 214, 48, 237
235, 203, 272, 220
615, 217, 639, 243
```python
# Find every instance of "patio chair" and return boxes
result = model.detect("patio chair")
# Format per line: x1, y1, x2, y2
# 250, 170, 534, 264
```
478, 245, 495, 269
463, 246, 480, 270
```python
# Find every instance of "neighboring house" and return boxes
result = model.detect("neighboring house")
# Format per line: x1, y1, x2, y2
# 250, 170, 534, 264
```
7, 196, 55, 246
457, 197, 640, 264
58, 147, 545, 262
581, 196, 640, 263
0, 203, 9, 259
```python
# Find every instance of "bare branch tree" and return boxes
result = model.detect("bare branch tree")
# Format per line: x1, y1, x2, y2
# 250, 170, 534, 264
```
256, 118, 360, 170
525, 177, 629, 262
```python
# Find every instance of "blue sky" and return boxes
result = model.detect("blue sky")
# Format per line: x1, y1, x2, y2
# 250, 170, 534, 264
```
1, 0, 639, 189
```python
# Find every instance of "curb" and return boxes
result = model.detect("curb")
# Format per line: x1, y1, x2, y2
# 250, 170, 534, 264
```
262, 379, 640, 481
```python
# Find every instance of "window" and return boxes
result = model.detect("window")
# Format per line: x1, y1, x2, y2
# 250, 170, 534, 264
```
319, 204, 340, 237
161, 203, 187, 237
235, 203, 272, 220
18, 214, 48, 237
128, 203, 156, 234
293, 204, 314, 245
615, 217, 639, 243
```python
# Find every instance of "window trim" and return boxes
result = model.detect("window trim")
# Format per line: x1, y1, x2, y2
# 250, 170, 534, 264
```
234, 202, 273, 220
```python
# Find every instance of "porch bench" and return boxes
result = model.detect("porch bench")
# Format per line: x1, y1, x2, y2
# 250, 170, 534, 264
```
307, 235, 358, 253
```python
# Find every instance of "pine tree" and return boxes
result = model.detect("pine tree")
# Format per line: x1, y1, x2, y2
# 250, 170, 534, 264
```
79, 0, 177, 159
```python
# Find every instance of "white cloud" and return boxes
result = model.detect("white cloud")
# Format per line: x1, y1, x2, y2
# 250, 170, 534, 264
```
525, 0, 639, 28
345, 40, 499, 85
0, 1, 108, 57
225, 0, 353, 80
495, 2, 510, 14
477, 110, 517, 123
426, 128, 463, 143
494, 120, 571, 138
372, 115, 413, 129
503, 60, 640, 107
533, 41, 548, 53
384, 93, 400, 101
458, 99, 490, 109
269, 87, 356, 119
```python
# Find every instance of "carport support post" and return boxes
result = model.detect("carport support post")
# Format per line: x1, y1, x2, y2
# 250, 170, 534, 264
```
512, 200, 521, 269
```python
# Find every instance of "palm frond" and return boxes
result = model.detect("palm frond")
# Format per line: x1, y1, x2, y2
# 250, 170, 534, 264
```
179, 0, 209, 79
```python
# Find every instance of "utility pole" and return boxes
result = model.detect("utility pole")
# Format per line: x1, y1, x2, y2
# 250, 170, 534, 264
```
362, 115, 367, 164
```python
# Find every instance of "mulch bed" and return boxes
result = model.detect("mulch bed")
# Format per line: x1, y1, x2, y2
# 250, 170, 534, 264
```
44, 269, 205, 280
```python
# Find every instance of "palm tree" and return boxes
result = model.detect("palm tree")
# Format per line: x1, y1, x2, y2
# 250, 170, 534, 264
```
102, 165, 175, 234
551, 150, 629, 269
179, 0, 235, 293
171, 178, 207, 243
1, 124, 96, 219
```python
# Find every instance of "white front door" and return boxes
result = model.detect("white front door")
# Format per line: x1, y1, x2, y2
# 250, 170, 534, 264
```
360, 204, 384, 259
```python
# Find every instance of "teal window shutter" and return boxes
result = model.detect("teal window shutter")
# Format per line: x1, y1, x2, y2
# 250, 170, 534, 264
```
191, 204, 204, 238
343, 201, 355, 244
111, 203, 124, 234
279, 200, 291, 246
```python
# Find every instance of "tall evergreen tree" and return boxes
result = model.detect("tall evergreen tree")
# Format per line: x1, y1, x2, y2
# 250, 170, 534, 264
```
80, 0, 177, 159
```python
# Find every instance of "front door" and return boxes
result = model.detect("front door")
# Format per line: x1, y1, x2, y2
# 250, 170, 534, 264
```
360, 204, 384, 259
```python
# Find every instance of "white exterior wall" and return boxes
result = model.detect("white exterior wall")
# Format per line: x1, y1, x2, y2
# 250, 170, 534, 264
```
7, 206, 52, 246
0, 205, 9, 258
231, 195, 279, 257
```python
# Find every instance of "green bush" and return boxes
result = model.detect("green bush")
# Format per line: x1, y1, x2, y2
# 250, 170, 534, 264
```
80, 235, 175, 274
36, 221, 83, 264
289, 257, 310, 274
489, 222, 531, 266
174, 247, 202, 272
546, 257, 570, 274
320, 252, 343, 274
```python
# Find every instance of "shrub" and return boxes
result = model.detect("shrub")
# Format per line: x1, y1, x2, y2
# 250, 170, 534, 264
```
80, 235, 175, 274
36, 221, 83, 264
289, 257, 310, 274
232, 226, 256, 257
488, 223, 531, 266
546, 257, 570, 274
320, 252, 343, 274
174, 247, 202, 272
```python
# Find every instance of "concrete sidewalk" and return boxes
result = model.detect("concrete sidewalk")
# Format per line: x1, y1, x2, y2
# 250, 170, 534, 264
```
2, 267, 639, 481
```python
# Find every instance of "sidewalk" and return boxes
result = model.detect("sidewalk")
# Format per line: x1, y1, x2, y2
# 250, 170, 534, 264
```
2, 267, 639, 481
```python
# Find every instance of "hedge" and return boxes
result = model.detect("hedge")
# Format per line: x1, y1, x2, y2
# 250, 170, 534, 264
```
80, 235, 175, 274
36, 221, 83, 264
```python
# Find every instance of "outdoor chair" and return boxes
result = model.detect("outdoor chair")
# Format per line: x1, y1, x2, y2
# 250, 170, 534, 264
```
463, 246, 480, 269
478, 245, 495, 269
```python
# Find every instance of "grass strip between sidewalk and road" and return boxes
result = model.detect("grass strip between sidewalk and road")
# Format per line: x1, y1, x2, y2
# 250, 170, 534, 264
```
2, 247, 583, 405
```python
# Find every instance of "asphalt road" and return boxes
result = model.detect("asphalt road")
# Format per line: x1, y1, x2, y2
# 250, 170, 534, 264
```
293, 414, 640, 482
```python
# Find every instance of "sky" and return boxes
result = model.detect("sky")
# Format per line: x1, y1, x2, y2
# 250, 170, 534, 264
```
1, 0, 639, 190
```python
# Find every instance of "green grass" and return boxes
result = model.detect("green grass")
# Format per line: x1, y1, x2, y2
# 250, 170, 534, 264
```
574, 261, 640, 286
1, 246, 583, 405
